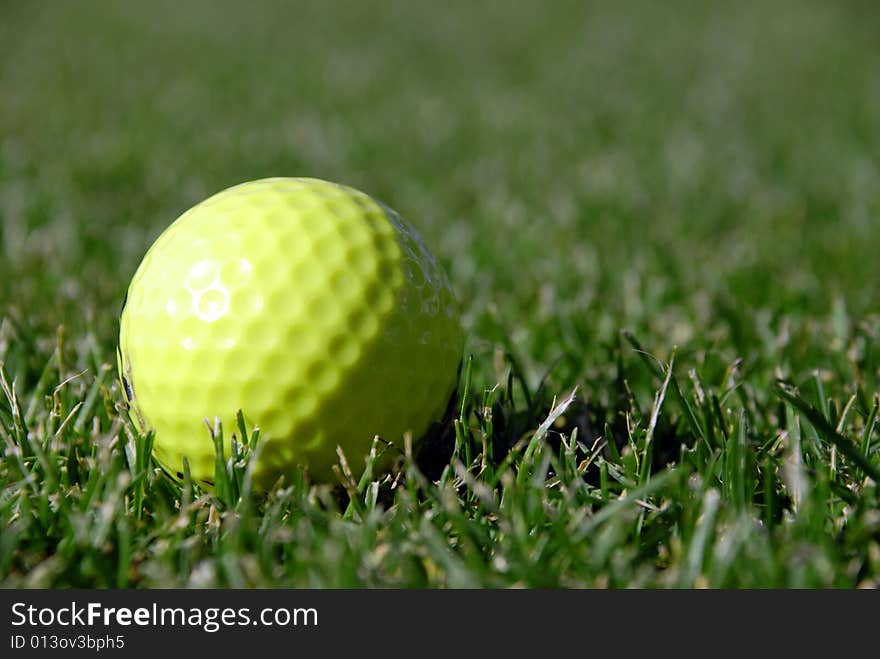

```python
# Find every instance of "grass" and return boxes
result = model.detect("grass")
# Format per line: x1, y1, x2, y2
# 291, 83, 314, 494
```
1, 0, 879, 587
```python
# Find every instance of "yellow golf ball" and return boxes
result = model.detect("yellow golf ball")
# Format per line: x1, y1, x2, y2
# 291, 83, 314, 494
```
118, 178, 463, 487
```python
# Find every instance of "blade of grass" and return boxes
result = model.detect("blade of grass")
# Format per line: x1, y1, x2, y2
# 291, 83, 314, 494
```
774, 382, 880, 483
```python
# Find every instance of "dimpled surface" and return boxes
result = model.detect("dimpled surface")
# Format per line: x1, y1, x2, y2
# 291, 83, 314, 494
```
118, 178, 463, 486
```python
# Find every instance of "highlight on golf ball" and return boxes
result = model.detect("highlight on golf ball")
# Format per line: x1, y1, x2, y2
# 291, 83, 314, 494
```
117, 177, 464, 487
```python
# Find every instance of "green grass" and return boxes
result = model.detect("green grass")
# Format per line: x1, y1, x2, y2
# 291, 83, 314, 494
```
2, 0, 880, 587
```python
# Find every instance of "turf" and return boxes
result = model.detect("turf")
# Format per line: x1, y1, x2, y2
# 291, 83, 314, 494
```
1, 0, 879, 588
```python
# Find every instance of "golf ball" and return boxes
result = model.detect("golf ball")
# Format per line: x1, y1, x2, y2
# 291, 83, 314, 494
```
118, 177, 463, 487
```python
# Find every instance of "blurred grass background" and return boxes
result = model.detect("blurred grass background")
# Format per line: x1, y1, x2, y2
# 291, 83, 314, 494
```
2, 1, 879, 386
1, 0, 879, 587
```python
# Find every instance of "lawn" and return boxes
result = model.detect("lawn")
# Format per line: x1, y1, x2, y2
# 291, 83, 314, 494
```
1, 0, 879, 587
